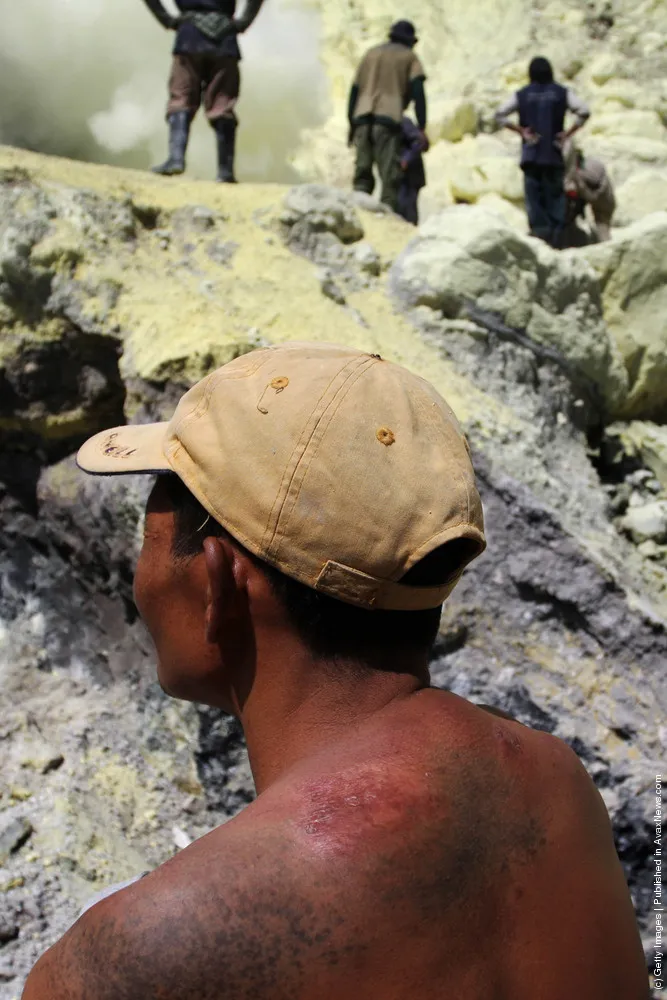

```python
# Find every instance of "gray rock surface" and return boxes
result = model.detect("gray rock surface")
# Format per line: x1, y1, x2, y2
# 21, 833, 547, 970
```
390, 205, 629, 417
281, 183, 364, 245
0, 821, 33, 867
621, 501, 667, 544
582, 213, 667, 420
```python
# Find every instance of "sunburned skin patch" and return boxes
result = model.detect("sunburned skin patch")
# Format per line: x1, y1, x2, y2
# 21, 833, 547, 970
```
495, 724, 524, 755
295, 764, 437, 856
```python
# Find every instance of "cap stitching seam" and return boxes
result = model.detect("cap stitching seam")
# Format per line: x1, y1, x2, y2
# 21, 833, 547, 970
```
263, 355, 377, 549
170, 354, 271, 439
270, 356, 379, 549
262, 364, 352, 545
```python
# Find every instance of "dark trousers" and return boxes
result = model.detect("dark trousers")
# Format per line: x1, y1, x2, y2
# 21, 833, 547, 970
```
397, 183, 419, 225
353, 123, 402, 212
167, 53, 240, 123
522, 164, 566, 247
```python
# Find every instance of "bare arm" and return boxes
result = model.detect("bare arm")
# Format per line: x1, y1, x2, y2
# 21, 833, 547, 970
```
233, 0, 265, 33
22, 822, 346, 1000
558, 89, 591, 142
410, 77, 427, 132
494, 94, 535, 141
141, 0, 179, 30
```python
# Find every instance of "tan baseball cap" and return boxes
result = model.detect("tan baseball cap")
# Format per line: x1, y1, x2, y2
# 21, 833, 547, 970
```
77, 342, 485, 610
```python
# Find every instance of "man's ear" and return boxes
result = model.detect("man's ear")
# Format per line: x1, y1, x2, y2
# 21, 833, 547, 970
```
203, 536, 237, 643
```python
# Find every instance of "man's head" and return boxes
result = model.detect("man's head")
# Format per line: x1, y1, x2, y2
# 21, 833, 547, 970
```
528, 56, 554, 84
78, 343, 485, 710
389, 20, 418, 47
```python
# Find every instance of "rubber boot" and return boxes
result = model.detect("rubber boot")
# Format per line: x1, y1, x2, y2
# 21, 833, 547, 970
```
152, 111, 190, 176
214, 118, 238, 183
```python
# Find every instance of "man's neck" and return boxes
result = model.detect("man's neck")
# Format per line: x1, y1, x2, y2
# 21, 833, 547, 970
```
232, 636, 429, 794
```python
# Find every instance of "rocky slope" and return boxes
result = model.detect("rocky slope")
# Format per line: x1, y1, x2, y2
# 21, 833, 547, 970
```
0, 145, 666, 997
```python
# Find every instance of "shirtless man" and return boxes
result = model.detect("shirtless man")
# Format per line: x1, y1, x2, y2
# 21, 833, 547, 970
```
23, 342, 647, 1000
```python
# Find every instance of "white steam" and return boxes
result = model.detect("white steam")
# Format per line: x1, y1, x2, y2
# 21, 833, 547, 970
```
0, 0, 329, 181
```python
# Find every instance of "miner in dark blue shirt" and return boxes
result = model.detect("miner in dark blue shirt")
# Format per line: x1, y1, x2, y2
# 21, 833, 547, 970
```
142, 0, 264, 182
496, 56, 590, 248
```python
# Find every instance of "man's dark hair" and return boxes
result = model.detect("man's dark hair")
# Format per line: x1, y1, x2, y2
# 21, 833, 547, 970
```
529, 56, 554, 84
165, 475, 476, 665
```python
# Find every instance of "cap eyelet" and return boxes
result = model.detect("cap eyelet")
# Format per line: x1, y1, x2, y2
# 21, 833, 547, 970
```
376, 427, 395, 446
258, 377, 290, 413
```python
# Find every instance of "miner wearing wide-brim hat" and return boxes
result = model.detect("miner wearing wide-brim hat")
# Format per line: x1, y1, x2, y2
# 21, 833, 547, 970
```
348, 19, 428, 214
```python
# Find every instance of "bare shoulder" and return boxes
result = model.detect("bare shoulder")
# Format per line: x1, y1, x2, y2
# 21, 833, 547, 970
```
22, 813, 348, 1000
481, 702, 612, 813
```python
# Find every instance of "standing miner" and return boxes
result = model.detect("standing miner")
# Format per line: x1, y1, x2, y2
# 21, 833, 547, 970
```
496, 56, 590, 248
142, 0, 264, 183
348, 20, 427, 213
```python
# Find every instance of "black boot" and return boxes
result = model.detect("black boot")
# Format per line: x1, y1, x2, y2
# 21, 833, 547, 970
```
214, 118, 238, 183
152, 111, 190, 176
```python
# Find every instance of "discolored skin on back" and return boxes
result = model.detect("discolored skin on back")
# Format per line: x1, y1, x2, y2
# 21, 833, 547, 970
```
23, 689, 647, 1000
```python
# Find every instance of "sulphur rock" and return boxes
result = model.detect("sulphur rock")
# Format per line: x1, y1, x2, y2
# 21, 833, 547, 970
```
621, 501, 667, 544
419, 135, 525, 215
390, 204, 628, 414
280, 184, 364, 244
615, 171, 667, 226
427, 135, 524, 208
588, 52, 622, 85
581, 212, 667, 420
449, 156, 524, 205
352, 241, 381, 276
591, 78, 644, 111
590, 109, 667, 143
610, 422, 667, 491
476, 193, 528, 232
590, 135, 667, 168
430, 98, 478, 143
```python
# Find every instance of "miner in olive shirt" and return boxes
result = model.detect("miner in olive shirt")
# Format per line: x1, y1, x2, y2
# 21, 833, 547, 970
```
348, 20, 427, 212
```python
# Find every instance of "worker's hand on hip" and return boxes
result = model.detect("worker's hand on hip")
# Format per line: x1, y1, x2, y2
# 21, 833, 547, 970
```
520, 126, 539, 144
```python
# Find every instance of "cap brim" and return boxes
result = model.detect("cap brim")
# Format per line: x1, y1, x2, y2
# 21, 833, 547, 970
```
76, 423, 172, 476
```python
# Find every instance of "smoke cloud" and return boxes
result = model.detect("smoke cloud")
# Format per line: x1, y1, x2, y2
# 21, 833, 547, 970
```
0, 0, 329, 182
